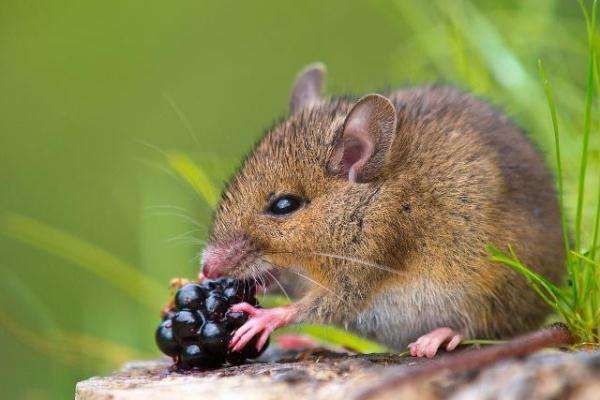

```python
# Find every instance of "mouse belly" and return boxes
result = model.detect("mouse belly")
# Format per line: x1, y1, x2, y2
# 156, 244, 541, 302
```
349, 280, 471, 350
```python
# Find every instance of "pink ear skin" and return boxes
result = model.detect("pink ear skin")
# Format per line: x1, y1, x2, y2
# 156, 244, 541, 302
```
331, 94, 397, 183
289, 62, 326, 114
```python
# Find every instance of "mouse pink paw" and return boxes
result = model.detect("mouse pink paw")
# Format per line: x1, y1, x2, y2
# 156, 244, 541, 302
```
408, 327, 463, 358
229, 302, 298, 353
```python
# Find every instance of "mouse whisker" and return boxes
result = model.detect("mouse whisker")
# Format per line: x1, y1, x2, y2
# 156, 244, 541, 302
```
249, 264, 268, 296
261, 259, 292, 302
145, 211, 206, 230
144, 205, 207, 230
285, 268, 359, 315
190, 252, 203, 265
262, 266, 292, 303
145, 204, 201, 217
257, 269, 268, 294
249, 265, 260, 295
261, 249, 404, 278
244, 250, 369, 313
167, 237, 207, 247
309, 252, 405, 278
166, 228, 204, 243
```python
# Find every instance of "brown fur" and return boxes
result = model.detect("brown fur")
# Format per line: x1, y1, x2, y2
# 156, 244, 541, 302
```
206, 76, 564, 350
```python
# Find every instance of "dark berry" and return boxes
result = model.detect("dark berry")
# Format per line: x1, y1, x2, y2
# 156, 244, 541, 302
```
223, 310, 248, 330
204, 293, 229, 317
179, 343, 214, 369
175, 283, 205, 310
156, 276, 271, 370
244, 278, 256, 291
171, 310, 202, 339
216, 277, 237, 288
240, 336, 269, 359
200, 321, 229, 357
225, 350, 246, 365
240, 280, 257, 301
199, 279, 219, 294
222, 279, 258, 304
220, 278, 245, 303
155, 319, 180, 357
222, 285, 244, 304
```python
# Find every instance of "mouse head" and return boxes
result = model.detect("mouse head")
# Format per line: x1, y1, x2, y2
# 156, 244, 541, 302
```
202, 63, 399, 288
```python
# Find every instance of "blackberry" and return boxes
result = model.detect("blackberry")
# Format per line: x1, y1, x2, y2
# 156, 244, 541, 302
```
222, 285, 242, 303
155, 276, 267, 370
204, 293, 228, 316
225, 335, 269, 365
179, 343, 214, 369
199, 279, 219, 293
171, 310, 201, 339
239, 335, 269, 359
155, 319, 179, 357
216, 276, 237, 288
240, 280, 258, 303
174, 283, 205, 310
201, 321, 229, 357
223, 310, 248, 330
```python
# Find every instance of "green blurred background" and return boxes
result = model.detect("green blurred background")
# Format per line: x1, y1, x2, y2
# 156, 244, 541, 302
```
1, 1, 599, 398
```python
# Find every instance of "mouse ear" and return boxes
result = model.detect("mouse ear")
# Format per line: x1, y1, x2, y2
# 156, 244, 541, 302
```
329, 94, 397, 183
290, 62, 326, 114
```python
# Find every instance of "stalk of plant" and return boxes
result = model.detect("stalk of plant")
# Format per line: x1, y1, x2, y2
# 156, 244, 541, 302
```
490, 0, 600, 346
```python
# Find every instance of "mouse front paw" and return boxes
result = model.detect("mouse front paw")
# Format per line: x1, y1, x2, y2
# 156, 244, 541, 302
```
228, 302, 298, 353
408, 327, 463, 358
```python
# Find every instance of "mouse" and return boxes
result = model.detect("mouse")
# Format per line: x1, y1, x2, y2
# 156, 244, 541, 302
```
200, 62, 565, 358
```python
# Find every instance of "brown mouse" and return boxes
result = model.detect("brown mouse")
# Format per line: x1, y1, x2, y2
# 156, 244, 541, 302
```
200, 63, 565, 358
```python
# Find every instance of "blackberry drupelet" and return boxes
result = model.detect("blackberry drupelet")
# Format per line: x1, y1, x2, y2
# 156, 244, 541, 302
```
155, 278, 268, 370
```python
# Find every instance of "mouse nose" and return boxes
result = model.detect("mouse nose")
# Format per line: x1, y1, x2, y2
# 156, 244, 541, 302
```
201, 236, 254, 279
201, 245, 226, 279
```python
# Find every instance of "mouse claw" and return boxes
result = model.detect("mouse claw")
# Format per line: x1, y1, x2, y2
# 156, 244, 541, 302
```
408, 327, 463, 358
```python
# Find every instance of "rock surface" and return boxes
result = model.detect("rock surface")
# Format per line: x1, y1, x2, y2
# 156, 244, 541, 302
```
75, 349, 600, 400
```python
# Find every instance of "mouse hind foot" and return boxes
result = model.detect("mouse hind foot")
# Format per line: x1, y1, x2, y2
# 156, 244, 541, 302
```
408, 327, 463, 358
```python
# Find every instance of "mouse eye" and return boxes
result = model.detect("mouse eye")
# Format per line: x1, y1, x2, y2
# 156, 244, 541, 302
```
266, 195, 303, 216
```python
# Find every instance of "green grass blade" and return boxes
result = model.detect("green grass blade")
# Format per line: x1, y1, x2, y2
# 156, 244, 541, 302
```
0, 306, 78, 366
592, 52, 600, 263
575, 0, 598, 252
0, 269, 152, 367
278, 324, 389, 354
462, 339, 507, 346
538, 59, 571, 261
0, 212, 165, 310
488, 246, 560, 307
570, 252, 599, 316
257, 294, 292, 308
591, 173, 600, 261
260, 295, 388, 353
571, 252, 600, 271
0, 300, 150, 367
166, 151, 218, 208
56, 331, 151, 365
0, 269, 61, 335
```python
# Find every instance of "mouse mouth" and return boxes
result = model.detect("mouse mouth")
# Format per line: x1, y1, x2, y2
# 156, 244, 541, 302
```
203, 247, 280, 294
201, 236, 297, 296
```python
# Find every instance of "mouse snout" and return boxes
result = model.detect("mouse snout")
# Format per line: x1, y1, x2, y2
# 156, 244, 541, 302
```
201, 236, 255, 278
